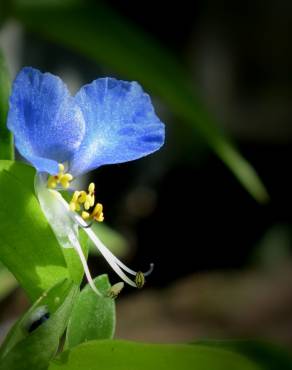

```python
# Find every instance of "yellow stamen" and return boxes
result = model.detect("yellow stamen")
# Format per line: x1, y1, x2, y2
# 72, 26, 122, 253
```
70, 190, 87, 212
90, 194, 95, 207
78, 191, 87, 204
72, 191, 80, 203
82, 211, 90, 220
68, 181, 104, 223
91, 203, 104, 222
84, 194, 94, 210
47, 176, 58, 189
60, 173, 73, 189
69, 202, 76, 212
135, 271, 145, 289
88, 182, 95, 194
69, 201, 81, 212
47, 163, 73, 189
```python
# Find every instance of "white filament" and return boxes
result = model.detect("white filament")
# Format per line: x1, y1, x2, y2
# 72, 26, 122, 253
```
67, 231, 102, 296
36, 174, 154, 290
54, 190, 138, 287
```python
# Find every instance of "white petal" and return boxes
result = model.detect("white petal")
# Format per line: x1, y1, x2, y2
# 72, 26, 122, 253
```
35, 174, 101, 296
35, 174, 78, 249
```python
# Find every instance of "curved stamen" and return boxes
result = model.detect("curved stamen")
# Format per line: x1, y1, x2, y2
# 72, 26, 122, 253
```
84, 224, 137, 287
74, 214, 154, 286
73, 214, 153, 277
93, 239, 154, 278
55, 193, 150, 288
143, 263, 155, 277
67, 225, 102, 297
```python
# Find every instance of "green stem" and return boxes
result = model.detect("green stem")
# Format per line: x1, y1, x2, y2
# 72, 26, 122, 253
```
0, 49, 14, 160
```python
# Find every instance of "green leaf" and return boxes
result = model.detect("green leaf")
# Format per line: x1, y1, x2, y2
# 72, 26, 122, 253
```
49, 340, 260, 370
11, 1, 268, 203
0, 261, 18, 300
0, 279, 78, 370
195, 340, 292, 370
0, 160, 92, 298
0, 160, 69, 301
65, 275, 115, 349
0, 49, 14, 160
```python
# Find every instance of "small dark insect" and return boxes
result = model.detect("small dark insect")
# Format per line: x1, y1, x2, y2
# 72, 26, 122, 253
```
135, 271, 145, 289
26, 306, 50, 333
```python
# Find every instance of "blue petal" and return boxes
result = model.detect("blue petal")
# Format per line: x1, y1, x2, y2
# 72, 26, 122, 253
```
69, 78, 165, 177
7, 67, 85, 174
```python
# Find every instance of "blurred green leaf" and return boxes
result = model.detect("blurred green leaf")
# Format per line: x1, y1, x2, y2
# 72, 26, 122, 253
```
65, 275, 115, 349
195, 340, 292, 370
49, 340, 260, 370
11, 1, 268, 203
252, 224, 292, 268
0, 279, 78, 370
0, 49, 14, 160
0, 261, 18, 300
88, 223, 128, 258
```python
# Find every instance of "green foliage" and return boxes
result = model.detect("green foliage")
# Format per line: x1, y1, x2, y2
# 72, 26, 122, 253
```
0, 49, 14, 160
0, 161, 69, 300
65, 275, 115, 349
0, 279, 78, 370
195, 340, 292, 370
0, 160, 85, 301
0, 261, 18, 300
11, 0, 268, 203
49, 340, 260, 370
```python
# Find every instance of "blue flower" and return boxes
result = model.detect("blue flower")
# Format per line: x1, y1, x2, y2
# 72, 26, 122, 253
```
8, 67, 164, 296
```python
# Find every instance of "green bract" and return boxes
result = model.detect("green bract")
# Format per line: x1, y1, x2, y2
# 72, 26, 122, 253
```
0, 160, 86, 300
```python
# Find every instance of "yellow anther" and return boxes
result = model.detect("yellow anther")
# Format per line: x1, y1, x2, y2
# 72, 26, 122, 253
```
84, 198, 90, 210
47, 163, 73, 189
58, 163, 65, 173
91, 203, 104, 222
60, 173, 73, 189
84, 183, 95, 209
78, 191, 87, 203
47, 176, 58, 189
72, 191, 80, 203
84, 193, 95, 210
67, 181, 103, 223
70, 190, 86, 212
135, 271, 145, 289
69, 202, 76, 212
82, 211, 90, 220
88, 182, 95, 194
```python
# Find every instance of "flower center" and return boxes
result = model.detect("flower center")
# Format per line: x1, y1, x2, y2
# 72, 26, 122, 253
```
47, 163, 104, 224
47, 163, 73, 189
42, 164, 153, 294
